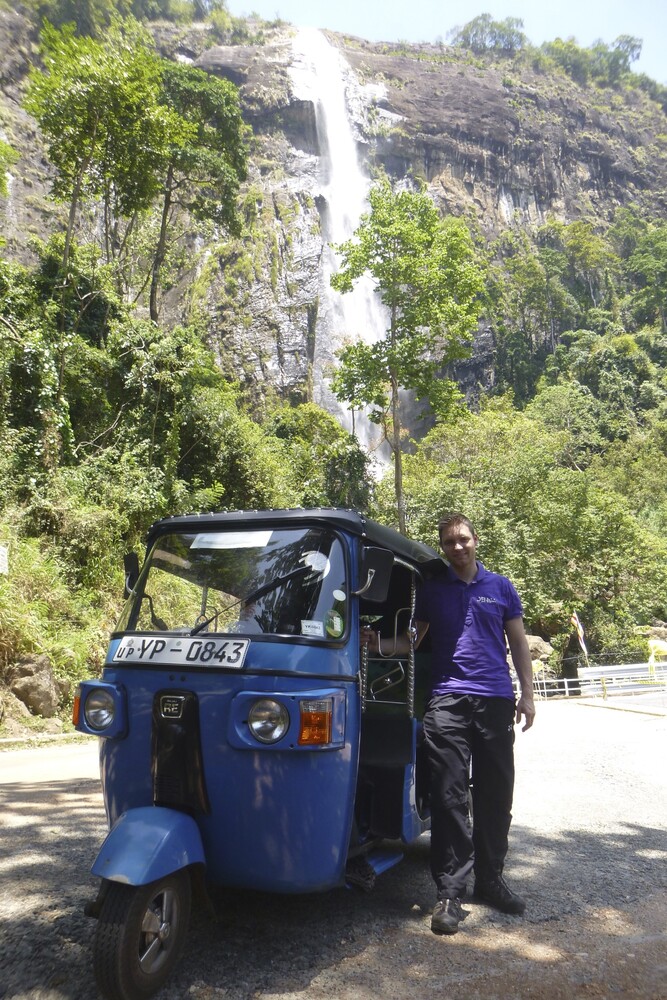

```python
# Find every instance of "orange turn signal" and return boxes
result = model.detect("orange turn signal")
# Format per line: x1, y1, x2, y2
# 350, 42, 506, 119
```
72, 686, 81, 727
298, 698, 332, 745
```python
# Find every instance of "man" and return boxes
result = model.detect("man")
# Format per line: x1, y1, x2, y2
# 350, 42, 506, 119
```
363, 513, 535, 935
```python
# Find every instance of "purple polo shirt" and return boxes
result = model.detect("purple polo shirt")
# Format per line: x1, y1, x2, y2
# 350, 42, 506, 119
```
414, 561, 523, 699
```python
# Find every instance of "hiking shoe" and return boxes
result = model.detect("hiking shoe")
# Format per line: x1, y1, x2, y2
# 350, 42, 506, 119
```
431, 897, 464, 935
474, 876, 526, 915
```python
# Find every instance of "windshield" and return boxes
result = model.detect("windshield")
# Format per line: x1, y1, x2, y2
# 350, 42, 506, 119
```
115, 526, 348, 641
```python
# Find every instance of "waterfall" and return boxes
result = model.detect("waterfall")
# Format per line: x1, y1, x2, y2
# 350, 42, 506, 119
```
289, 28, 390, 465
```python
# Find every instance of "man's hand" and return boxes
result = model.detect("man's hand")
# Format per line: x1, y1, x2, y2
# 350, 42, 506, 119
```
360, 627, 379, 653
505, 617, 536, 732
516, 693, 535, 732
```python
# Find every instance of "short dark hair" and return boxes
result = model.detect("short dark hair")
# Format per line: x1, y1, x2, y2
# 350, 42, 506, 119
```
437, 513, 476, 541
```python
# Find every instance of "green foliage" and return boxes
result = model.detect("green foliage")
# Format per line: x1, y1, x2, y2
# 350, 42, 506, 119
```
0, 519, 120, 679
147, 59, 249, 319
25, 0, 129, 38
157, 61, 248, 230
31, 233, 123, 348
385, 397, 667, 658
631, 73, 667, 113
489, 224, 581, 401
0, 228, 379, 685
269, 403, 372, 509
543, 329, 657, 442
206, 1, 266, 44
23, 15, 180, 325
331, 179, 485, 531
23, 0, 203, 35
541, 34, 642, 88
448, 14, 527, 55
25, 19, 167, 220
24, 19, 248, 322
525, 380, 603, 467
0, 139, 18, 200
5, 10, 667, 704
488, 208, 667, 406
24, 445, 169, 585
626, 221, 667, 331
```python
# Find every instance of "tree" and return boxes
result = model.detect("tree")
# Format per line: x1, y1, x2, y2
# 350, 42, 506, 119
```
491, 226, 579, 400
25, 22, 248, 322
627, 222, 667, 332
29, 0, 125, 38
269, 402, 372, 509
525, 380, 603, 468
590, 35, 642, 85
557, 220, 617, 310
448, 14, 526, 54
330, 180, 484, 532
25, 20, 169, 279
148, 61, 248, 321
388, 397, 667, 647
541, 37, 592, 85
547, 329, 655, 441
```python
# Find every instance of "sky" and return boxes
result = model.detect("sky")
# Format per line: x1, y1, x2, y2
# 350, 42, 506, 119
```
226, 0, 667, 84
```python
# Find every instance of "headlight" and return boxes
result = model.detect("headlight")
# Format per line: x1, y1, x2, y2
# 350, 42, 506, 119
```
84, 688, 116, 731
247, 699, 289, 744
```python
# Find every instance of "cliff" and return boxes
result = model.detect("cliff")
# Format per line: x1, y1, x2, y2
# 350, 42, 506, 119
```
2, 13, 667, 412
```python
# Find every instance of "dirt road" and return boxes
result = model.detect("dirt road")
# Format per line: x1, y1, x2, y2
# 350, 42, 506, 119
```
1, 699, 665, 1000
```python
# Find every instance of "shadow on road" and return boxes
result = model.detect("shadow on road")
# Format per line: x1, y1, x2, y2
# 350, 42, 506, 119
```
1, 770, 665, 1000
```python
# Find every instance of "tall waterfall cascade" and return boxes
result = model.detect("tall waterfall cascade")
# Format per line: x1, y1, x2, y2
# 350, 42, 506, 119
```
289, 28, 391, 464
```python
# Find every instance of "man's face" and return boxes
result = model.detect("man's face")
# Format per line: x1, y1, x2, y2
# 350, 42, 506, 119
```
439, 523, 478, 574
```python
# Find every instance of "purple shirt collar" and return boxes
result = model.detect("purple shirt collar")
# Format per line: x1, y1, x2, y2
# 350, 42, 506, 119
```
445, 560, 487, 584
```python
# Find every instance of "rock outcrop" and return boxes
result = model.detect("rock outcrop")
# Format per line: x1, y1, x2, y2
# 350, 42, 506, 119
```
4, 653, 63, 718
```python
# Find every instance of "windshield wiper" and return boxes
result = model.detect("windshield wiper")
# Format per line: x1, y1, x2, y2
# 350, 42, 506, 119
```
190, 565, 311, 636
239, 565, 311, 606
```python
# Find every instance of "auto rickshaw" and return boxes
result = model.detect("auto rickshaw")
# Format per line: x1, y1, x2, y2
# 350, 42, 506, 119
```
74, 507, 444, 1000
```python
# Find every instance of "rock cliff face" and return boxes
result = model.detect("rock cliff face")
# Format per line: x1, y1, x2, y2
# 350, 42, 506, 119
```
2, 15, 667, 413
343, 38, 667, 230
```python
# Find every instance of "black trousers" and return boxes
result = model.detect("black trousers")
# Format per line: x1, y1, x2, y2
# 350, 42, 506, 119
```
422, 693, 516, 899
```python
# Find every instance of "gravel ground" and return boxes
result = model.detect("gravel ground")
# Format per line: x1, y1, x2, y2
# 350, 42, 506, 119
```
1, 698, 666, 1000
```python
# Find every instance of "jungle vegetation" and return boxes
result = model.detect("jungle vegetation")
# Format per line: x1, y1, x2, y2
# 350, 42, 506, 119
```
1, 4, 667, 708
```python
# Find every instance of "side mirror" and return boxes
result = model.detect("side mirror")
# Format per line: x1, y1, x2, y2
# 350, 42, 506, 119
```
123, 552, 140, 598
353, 546, 394, 603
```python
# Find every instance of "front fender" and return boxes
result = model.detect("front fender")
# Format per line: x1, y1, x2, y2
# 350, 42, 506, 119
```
92, 806, 205, 886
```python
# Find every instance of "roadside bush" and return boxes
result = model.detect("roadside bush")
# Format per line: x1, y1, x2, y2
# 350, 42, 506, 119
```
0, 523, 119, 682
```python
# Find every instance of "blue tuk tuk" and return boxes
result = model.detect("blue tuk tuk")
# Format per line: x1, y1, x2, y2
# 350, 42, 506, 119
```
74, 507, 443, 1000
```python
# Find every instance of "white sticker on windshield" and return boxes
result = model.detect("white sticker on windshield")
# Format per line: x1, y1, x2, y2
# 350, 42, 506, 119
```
191, 530, 273, 550
301, 619, 324, 637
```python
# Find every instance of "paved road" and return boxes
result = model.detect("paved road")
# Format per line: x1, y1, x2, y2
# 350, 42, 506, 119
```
1, 700, 665, 1000
0, 741, 100, 784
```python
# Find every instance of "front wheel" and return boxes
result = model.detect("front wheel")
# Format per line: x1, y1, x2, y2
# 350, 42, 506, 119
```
93, 870, 192, 1000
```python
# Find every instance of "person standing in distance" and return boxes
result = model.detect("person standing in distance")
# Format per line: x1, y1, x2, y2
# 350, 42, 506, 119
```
362, 513, 535, 935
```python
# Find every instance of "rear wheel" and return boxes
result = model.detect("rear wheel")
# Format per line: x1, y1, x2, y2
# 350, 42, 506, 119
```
93, 870, 191, 1000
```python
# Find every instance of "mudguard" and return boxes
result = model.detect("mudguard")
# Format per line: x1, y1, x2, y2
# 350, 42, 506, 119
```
91, 806, 205, 885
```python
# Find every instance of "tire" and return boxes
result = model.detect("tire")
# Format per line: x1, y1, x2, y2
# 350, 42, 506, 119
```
93, 870, 191, 1000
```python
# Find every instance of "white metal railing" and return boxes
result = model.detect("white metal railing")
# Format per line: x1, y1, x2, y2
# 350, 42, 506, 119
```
515, 663, 667, 701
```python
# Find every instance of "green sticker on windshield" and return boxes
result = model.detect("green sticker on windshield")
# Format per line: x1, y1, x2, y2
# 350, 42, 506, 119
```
325, 609, 344, 638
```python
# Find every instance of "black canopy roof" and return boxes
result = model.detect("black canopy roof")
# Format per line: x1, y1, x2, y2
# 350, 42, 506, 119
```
146, 507, 444, 572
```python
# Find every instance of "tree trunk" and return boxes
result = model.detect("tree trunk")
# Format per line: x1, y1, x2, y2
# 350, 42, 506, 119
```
150, 163, 174, 323
62, 116, 98, 279
390, 371, 406, 535
388, 307, 406, 534
62, 165, 86, 280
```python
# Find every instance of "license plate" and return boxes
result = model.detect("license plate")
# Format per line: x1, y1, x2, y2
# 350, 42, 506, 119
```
112, 635, 249, 668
